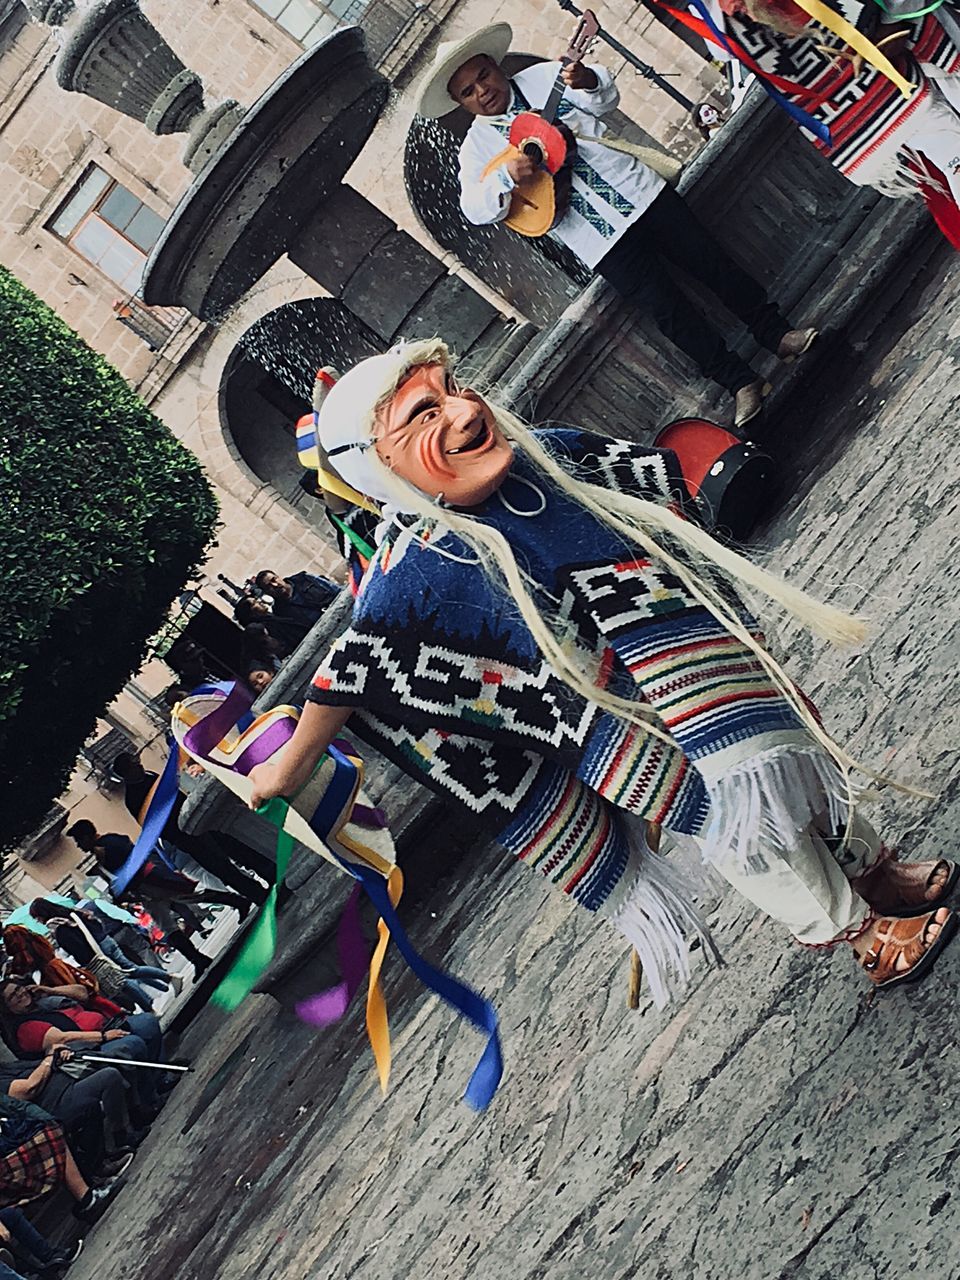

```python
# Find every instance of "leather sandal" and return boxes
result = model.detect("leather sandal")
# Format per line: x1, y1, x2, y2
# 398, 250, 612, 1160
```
777, 327, 819, 362
857, 908, 957, 988
855, 858, 960, 919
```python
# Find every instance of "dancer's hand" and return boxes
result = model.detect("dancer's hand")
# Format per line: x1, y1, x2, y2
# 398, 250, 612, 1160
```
249, 762, 286, 811
247, 702, 352, 810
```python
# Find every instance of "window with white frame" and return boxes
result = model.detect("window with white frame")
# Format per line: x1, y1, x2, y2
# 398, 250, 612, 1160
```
48, 165, 166, 293
249, 0, 356, 46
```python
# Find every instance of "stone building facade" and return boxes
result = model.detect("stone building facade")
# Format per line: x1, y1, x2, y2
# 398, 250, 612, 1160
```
0, 0, 719, 881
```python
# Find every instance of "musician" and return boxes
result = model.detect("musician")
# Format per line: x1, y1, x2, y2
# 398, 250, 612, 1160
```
414, 23, 817, 428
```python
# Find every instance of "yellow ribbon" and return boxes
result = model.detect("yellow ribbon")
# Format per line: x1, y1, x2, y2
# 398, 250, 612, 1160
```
362, 864, 404, 1094
317, 465, 380, 516
791, 0, 913, 96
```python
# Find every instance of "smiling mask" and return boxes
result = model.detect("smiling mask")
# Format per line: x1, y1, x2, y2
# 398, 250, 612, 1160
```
315, 340, 515, 511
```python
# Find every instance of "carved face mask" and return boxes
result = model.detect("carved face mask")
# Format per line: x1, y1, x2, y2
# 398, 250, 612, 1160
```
374, 363, 515, 507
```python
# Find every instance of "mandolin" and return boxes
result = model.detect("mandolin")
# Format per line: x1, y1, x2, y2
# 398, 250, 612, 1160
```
481, 9, 600, 238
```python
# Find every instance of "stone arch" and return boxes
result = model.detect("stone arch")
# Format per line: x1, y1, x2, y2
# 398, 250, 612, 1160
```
404, 54, 589, 329
217, 295, 382, 536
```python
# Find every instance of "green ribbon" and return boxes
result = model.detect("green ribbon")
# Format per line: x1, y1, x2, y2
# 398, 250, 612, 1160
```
211, 796, 293, 1011
872, 0, 943, 17
331, 512, 376, 561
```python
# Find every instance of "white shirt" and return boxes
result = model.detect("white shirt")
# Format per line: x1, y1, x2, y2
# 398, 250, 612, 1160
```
458, 62, 666, 270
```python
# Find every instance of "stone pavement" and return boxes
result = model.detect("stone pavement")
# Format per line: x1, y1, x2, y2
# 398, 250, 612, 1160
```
68, 246, 960, 1280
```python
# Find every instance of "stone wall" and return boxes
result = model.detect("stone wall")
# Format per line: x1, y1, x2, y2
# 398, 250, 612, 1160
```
0, 0, 721, 591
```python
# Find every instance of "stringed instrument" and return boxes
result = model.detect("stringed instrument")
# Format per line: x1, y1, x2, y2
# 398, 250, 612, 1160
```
482, 9, 600, 238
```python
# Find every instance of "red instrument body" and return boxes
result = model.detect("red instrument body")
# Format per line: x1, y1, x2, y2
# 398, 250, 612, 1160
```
654, 418, 774, 541
508, 112, 574, 175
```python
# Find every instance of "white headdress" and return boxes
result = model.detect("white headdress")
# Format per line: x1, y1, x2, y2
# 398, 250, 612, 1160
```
314, 338, 452, 512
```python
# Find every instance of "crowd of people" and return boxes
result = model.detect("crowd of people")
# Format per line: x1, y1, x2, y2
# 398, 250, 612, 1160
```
0, 722, 281, 1275
233, 567, 340, 697
0, 901, 188, 1278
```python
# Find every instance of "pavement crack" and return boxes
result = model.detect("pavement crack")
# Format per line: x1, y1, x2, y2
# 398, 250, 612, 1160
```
773, 1196, 860, 1279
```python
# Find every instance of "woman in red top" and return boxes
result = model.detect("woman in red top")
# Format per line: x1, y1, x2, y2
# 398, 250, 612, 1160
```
0, 978, 168, 1111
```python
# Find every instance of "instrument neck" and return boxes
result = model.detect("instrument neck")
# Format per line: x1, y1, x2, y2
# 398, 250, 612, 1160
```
540, 61, 570, 124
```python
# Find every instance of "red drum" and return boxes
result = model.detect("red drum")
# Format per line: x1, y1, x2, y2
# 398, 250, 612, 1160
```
653, 418, 773, 541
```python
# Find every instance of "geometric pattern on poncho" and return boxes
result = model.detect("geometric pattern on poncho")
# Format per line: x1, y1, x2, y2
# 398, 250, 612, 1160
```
560, 557, 805, 766
728, 0, 960, 177
307, 428, 806, 916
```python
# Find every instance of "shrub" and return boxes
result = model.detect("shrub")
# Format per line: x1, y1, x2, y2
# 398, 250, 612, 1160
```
0, 267, 218, 849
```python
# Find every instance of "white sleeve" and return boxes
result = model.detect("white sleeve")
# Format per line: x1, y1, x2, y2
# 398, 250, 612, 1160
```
565, 63, 620, 114
458, 132, 515, 226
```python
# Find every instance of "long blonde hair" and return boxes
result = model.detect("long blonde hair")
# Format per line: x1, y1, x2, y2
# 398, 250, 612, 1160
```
317, 338, 912, 803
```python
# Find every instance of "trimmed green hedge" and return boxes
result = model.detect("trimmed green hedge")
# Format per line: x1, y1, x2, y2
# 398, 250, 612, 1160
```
0, 267, 218, 850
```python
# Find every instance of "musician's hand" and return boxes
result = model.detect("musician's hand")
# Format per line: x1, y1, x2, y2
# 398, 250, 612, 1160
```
506, 153, 538, 184
561, 63, 598, 91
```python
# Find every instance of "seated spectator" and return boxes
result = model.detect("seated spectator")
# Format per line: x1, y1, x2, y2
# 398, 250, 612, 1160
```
80, 895, 160, 970
246, 661, 276, 697
254, 568, 340, 632
0, 1208, 83, 1277
1, 928, 95, 997
27, 900, 182, 1013
0, 1048, 147, 1169
0, 978, 170, 1115
241, 619, 288, 665
234, 596, 306, 653
0, 1094, 123, 1223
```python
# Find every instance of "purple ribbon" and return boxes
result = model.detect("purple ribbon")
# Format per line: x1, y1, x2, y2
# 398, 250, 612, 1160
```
183, 683, 254, 761
295, 884, 369, 1025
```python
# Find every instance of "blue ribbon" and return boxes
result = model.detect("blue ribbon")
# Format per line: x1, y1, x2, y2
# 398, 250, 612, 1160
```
111, 742, 181, 897
112, 682, 250, 900
309, 743, 504, 1111
688, 0, 832, 145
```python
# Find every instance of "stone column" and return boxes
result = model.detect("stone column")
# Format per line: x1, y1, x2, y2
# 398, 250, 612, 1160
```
288, 185, 530, 369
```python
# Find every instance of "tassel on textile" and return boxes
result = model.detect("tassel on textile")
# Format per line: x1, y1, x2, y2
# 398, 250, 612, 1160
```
600, 821, 720, 1008
699, 746, 856, 874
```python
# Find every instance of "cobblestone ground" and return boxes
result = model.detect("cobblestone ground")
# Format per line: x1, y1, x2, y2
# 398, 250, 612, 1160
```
72, 248, 960, 1280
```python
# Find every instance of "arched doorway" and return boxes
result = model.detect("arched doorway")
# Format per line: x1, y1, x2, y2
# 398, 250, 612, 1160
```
220, 297, 382, 532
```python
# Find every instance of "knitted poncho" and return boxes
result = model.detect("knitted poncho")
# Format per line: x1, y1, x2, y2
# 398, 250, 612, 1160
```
307, 430, 845, 1000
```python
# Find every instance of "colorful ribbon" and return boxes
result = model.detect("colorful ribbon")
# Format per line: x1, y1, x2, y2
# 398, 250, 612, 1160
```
111, 744, 181, 897
684, 0, 834, 141
657, 1, 842, 98
786, 0, 913, 95
211, 794, 289, 1011
172, 687, 503, 1110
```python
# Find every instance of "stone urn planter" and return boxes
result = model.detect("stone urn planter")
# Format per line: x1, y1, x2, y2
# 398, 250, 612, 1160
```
54, 0, 244, 172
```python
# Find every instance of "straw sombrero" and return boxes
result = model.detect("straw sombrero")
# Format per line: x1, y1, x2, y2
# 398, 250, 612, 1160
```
414, 22, 513, 119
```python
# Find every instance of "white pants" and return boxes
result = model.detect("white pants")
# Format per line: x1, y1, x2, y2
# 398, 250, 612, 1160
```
709, 812, 882, 945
